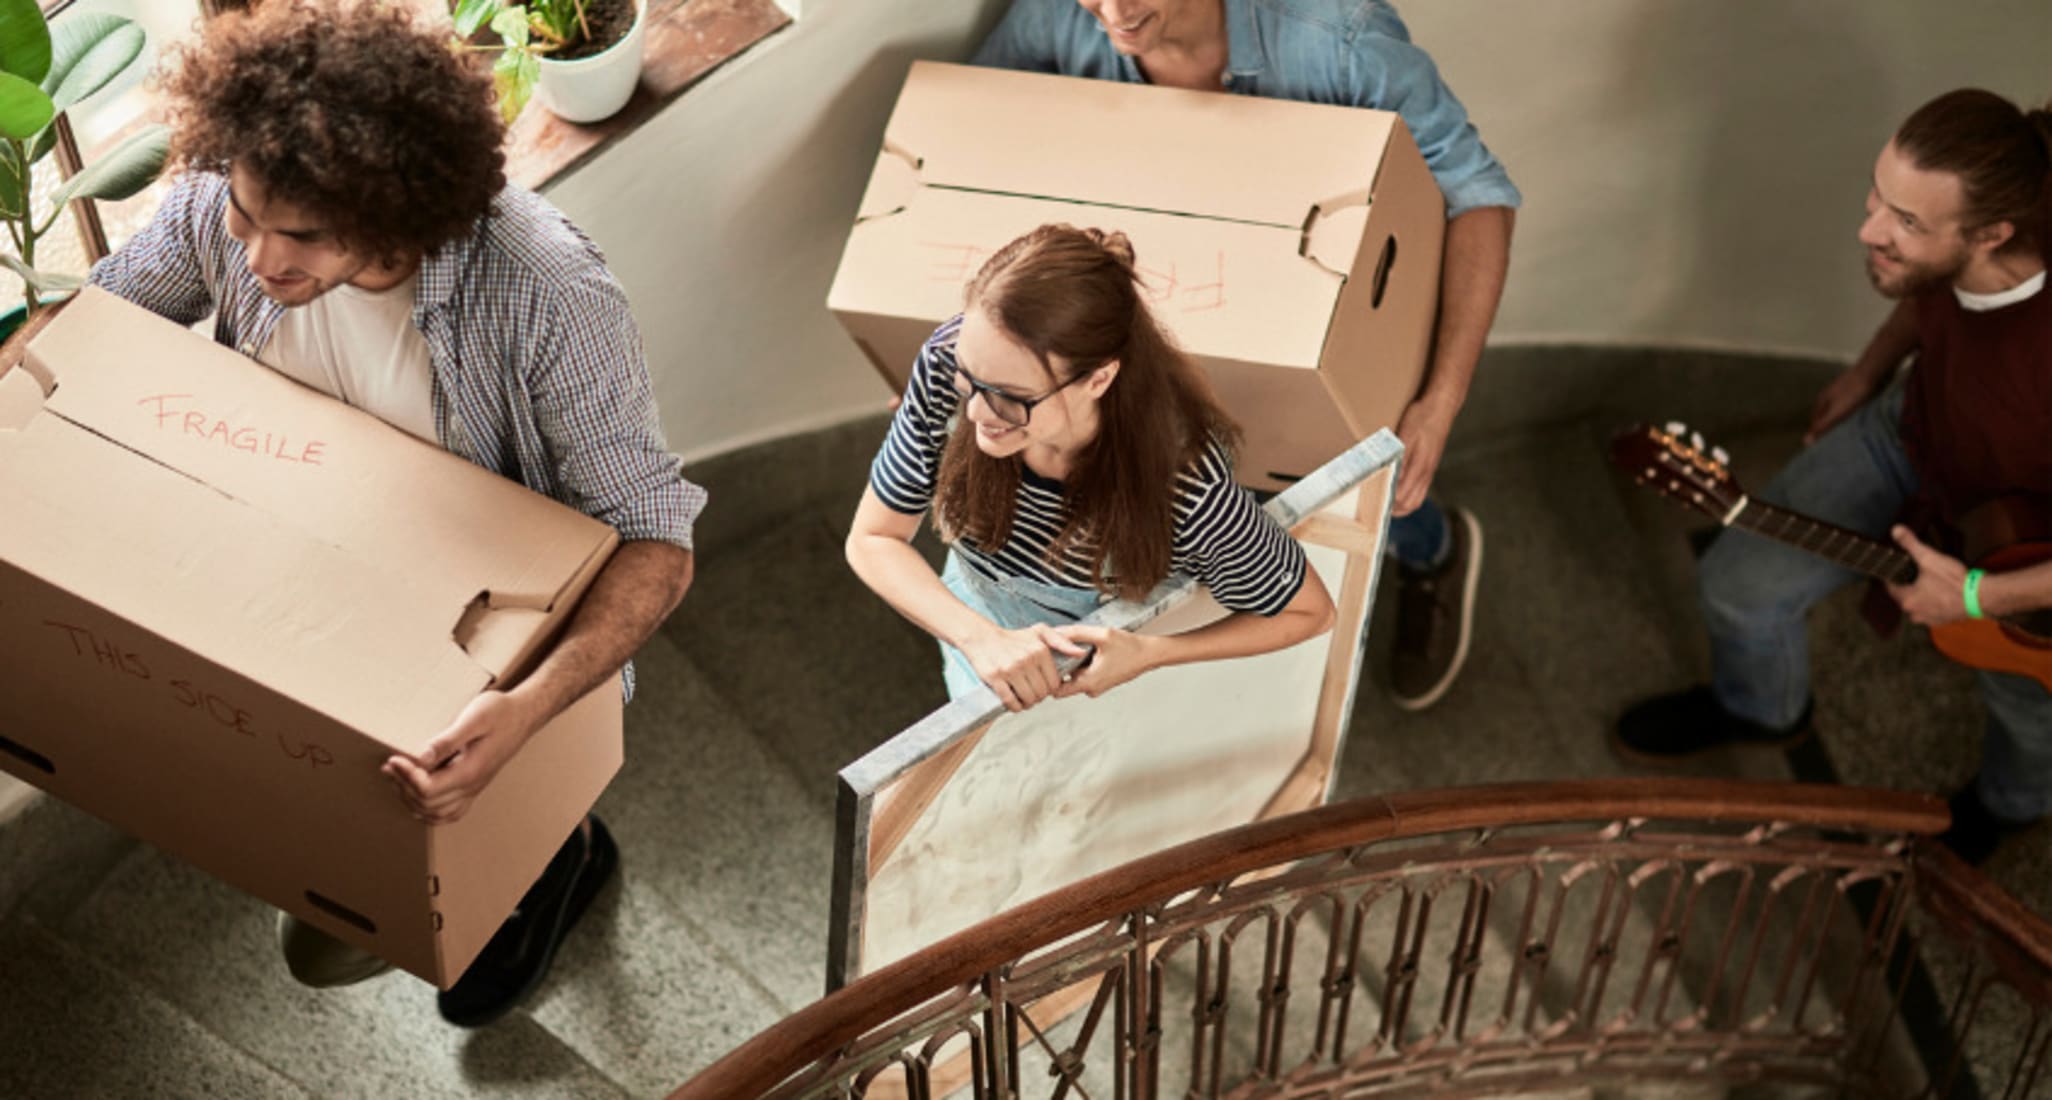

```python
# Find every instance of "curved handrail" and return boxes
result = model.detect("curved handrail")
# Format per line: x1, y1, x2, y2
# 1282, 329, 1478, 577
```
670, 778, 1953, 1100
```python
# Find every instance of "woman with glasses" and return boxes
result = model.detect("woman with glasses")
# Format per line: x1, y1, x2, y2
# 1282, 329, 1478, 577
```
846, 224, 1336, 712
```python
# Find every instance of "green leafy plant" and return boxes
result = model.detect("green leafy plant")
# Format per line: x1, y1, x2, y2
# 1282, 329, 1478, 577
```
453, 0, 594, 124
0, 0, 169, 318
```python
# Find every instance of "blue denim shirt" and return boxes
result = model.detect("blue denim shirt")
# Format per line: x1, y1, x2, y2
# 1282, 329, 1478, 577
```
973, 0, 1521, 218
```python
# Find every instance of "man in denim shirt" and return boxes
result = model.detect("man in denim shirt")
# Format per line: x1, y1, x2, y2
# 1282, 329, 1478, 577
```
34, 0, 705, 1026
976, 0, 1520, 711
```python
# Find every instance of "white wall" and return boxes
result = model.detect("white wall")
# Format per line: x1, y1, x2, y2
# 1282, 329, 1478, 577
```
1407, 0, 2052, 357
546, 0, 2052, 463
544, 0, 1006, 464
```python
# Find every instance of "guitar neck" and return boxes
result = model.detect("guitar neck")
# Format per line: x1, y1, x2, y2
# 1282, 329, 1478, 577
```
1730, 500, 1917, 584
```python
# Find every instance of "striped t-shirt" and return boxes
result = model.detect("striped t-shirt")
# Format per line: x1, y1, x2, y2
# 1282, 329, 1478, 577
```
870, 316, 1308, 616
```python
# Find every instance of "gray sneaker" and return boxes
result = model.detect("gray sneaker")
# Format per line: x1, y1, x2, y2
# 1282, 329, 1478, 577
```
1389, 507, 1482, 711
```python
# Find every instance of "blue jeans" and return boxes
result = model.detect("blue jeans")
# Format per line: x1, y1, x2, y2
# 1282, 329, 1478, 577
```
1387, 499, 1450, 573
937, 551, 1109, 700
1700, 380, 2052, 821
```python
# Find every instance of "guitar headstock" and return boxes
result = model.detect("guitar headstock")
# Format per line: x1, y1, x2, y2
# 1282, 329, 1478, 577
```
1609, 422, 1747, 522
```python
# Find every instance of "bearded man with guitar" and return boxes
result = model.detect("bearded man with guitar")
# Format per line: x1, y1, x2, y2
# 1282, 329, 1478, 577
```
1614, 89, 2052, 866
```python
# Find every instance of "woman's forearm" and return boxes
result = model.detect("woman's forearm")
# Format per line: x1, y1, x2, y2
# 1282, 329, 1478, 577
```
844, 532, 998, 649
1135, 572, 1336, 673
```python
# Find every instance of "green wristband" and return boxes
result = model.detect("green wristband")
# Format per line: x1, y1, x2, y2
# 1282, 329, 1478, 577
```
1963, 568, 1987, 620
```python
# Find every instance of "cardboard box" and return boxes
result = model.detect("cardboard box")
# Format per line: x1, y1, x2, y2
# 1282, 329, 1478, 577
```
828, 61, 1445, 493
0, 288, 624, 987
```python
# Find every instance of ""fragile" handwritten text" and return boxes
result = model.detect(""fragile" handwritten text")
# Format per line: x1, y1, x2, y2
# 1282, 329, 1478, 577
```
137, 393, 328, 466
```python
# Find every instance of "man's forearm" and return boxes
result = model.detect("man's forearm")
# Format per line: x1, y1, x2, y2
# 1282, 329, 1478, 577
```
1981, 558, 2052, 618
1418, 205, 1516, 413
509, 539, 694, 720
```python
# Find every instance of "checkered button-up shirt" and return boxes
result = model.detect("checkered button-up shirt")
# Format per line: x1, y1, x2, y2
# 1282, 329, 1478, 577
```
89, 172, 706, 550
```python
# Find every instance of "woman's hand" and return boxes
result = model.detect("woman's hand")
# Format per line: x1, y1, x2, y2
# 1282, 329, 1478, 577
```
960, 624, 1090, 712
1050, 625, 1161, 700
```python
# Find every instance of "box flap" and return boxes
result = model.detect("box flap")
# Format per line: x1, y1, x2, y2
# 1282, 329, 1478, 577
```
884, 62, 1396, 229
830, 187, 1340, 371
2, 289, 620, 746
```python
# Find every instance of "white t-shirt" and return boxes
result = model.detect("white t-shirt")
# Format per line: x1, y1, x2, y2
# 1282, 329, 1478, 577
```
261, 273, 436, 443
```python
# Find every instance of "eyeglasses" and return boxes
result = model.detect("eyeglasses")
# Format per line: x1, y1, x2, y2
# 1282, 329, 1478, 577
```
951, 360, 1091, 428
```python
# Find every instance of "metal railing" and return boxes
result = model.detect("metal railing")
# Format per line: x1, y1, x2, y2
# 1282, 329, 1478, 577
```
671, 779, 2050, 1099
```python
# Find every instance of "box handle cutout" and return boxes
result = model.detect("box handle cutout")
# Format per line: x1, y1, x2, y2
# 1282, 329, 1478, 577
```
1370, 236, 1397, 309
1267, 471, 1304, 485
0, 356, 54, 431
1299, 190, 1371, 276
451, 588, 554, 679
855, 143, 923, 221
305, 890, 377, 935
0, 732, 55, 775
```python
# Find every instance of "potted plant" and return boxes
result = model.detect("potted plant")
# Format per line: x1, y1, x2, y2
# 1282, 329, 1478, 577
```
454, 0, 644, 126
0, 0, 169, 333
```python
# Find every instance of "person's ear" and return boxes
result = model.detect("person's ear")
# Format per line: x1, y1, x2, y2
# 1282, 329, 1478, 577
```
1967, 218, 2016, 258
1085, 359, 1120, 397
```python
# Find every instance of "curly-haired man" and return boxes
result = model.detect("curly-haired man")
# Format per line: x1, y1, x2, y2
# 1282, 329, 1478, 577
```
74, 0, 704, 1025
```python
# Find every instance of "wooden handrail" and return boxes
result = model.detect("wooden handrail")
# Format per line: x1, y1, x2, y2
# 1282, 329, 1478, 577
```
669, 778, 1949, 1100
1916, 840, 2052, 993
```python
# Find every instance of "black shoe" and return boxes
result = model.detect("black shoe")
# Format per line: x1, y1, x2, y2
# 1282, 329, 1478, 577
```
1611, 686, 1811, 765
1937, 784, 2034, 866
438, 815, 618, 1027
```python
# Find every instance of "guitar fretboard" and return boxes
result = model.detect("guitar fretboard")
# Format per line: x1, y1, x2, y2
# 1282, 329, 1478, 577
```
1732, 501, 1917, 584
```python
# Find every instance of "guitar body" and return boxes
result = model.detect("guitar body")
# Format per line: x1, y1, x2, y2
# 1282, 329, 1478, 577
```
1930, 526, 2052, 693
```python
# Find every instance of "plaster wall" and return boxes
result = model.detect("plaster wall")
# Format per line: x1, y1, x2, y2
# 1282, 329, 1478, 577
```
543, 0, 2052, 463
1406, 0, 2052, 357
542, 0, 1007, 464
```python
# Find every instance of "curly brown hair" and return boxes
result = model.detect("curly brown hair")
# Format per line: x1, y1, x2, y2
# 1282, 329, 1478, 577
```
162, 0, 507, 263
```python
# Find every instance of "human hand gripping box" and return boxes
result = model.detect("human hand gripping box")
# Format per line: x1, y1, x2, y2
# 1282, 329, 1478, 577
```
0, 288, 623, 988
828, 61, 1445, 493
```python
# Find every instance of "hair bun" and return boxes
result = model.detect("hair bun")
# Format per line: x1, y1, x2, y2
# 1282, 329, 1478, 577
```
1083, 227, 1137, 267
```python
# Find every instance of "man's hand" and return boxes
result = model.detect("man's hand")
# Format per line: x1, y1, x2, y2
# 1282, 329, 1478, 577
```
376, 540, 691, 823
1805, 370, 1885, 446
1886, 525, 1970, 626
383, 687, 549, 825
1050, 624, 1158, 700
1392, 395, 1456, 515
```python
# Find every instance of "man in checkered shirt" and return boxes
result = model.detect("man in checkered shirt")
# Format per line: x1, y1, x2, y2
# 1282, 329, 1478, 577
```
61, 0, 704, 1026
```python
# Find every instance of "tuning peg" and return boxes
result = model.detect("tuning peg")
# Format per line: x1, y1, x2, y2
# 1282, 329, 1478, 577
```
1690, 431, 1706, 453
1711, 446, 1730, 465
1665, 420, 1687, 437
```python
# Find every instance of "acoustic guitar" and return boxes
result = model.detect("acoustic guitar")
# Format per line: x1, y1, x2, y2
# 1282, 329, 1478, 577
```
1611, 422, 2052, 692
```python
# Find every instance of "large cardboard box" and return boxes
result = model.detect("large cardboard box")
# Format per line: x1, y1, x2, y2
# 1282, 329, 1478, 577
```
0, 288, 624, 987
828, 61, 1445, 493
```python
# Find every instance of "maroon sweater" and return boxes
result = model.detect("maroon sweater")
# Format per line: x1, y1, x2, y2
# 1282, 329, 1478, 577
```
1899, 280, 2052, 542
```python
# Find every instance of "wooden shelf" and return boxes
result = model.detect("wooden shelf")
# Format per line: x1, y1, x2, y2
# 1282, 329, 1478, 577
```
505, 0, 791, 191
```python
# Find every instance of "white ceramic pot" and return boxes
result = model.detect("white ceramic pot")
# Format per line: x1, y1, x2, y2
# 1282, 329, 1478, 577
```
535, 0, 645, 124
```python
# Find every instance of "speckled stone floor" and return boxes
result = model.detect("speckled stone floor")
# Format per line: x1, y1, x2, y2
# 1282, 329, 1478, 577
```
1, 346, 2042, 1097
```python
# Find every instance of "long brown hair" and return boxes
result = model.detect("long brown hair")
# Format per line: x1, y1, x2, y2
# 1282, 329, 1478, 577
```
1895, 89, 2052, 261
934, 225, 1241, 600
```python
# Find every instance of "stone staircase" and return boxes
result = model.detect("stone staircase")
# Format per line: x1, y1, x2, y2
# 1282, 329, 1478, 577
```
2, 346, 2043, 1098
